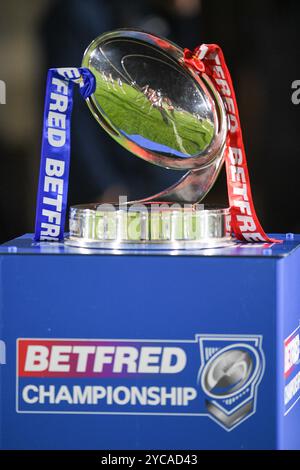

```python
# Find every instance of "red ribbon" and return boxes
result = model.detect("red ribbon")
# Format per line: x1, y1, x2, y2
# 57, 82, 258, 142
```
184, 44, 279, 243
183, 48, 205, 73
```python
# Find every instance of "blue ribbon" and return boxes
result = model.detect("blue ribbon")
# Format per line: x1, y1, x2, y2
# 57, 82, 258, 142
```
34, 67, 96, 241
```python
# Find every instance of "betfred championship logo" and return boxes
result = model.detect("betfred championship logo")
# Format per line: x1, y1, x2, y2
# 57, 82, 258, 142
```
198, 337, 265, 429
17, 335, 265, 430
284, 325, 300, 415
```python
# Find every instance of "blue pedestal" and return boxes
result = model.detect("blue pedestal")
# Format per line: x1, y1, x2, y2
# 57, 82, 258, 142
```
0, 234, 300, 450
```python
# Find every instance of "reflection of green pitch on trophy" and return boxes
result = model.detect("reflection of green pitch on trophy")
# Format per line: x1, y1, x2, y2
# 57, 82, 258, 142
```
94, 74, 214, 157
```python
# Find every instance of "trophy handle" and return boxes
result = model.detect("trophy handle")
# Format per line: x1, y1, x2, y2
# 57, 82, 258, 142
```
133, 144, 226, 205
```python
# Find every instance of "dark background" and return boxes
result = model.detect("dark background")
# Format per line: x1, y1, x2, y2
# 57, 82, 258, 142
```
0, 0, 299, 243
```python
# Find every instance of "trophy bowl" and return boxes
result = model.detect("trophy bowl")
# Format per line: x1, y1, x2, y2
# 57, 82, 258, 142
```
66, 29, 231, 250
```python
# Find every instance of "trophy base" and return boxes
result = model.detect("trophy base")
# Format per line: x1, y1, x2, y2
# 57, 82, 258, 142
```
66, 203, 232, 250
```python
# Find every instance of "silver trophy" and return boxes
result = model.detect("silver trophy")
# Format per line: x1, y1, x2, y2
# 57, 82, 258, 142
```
67, 29, 230, 249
